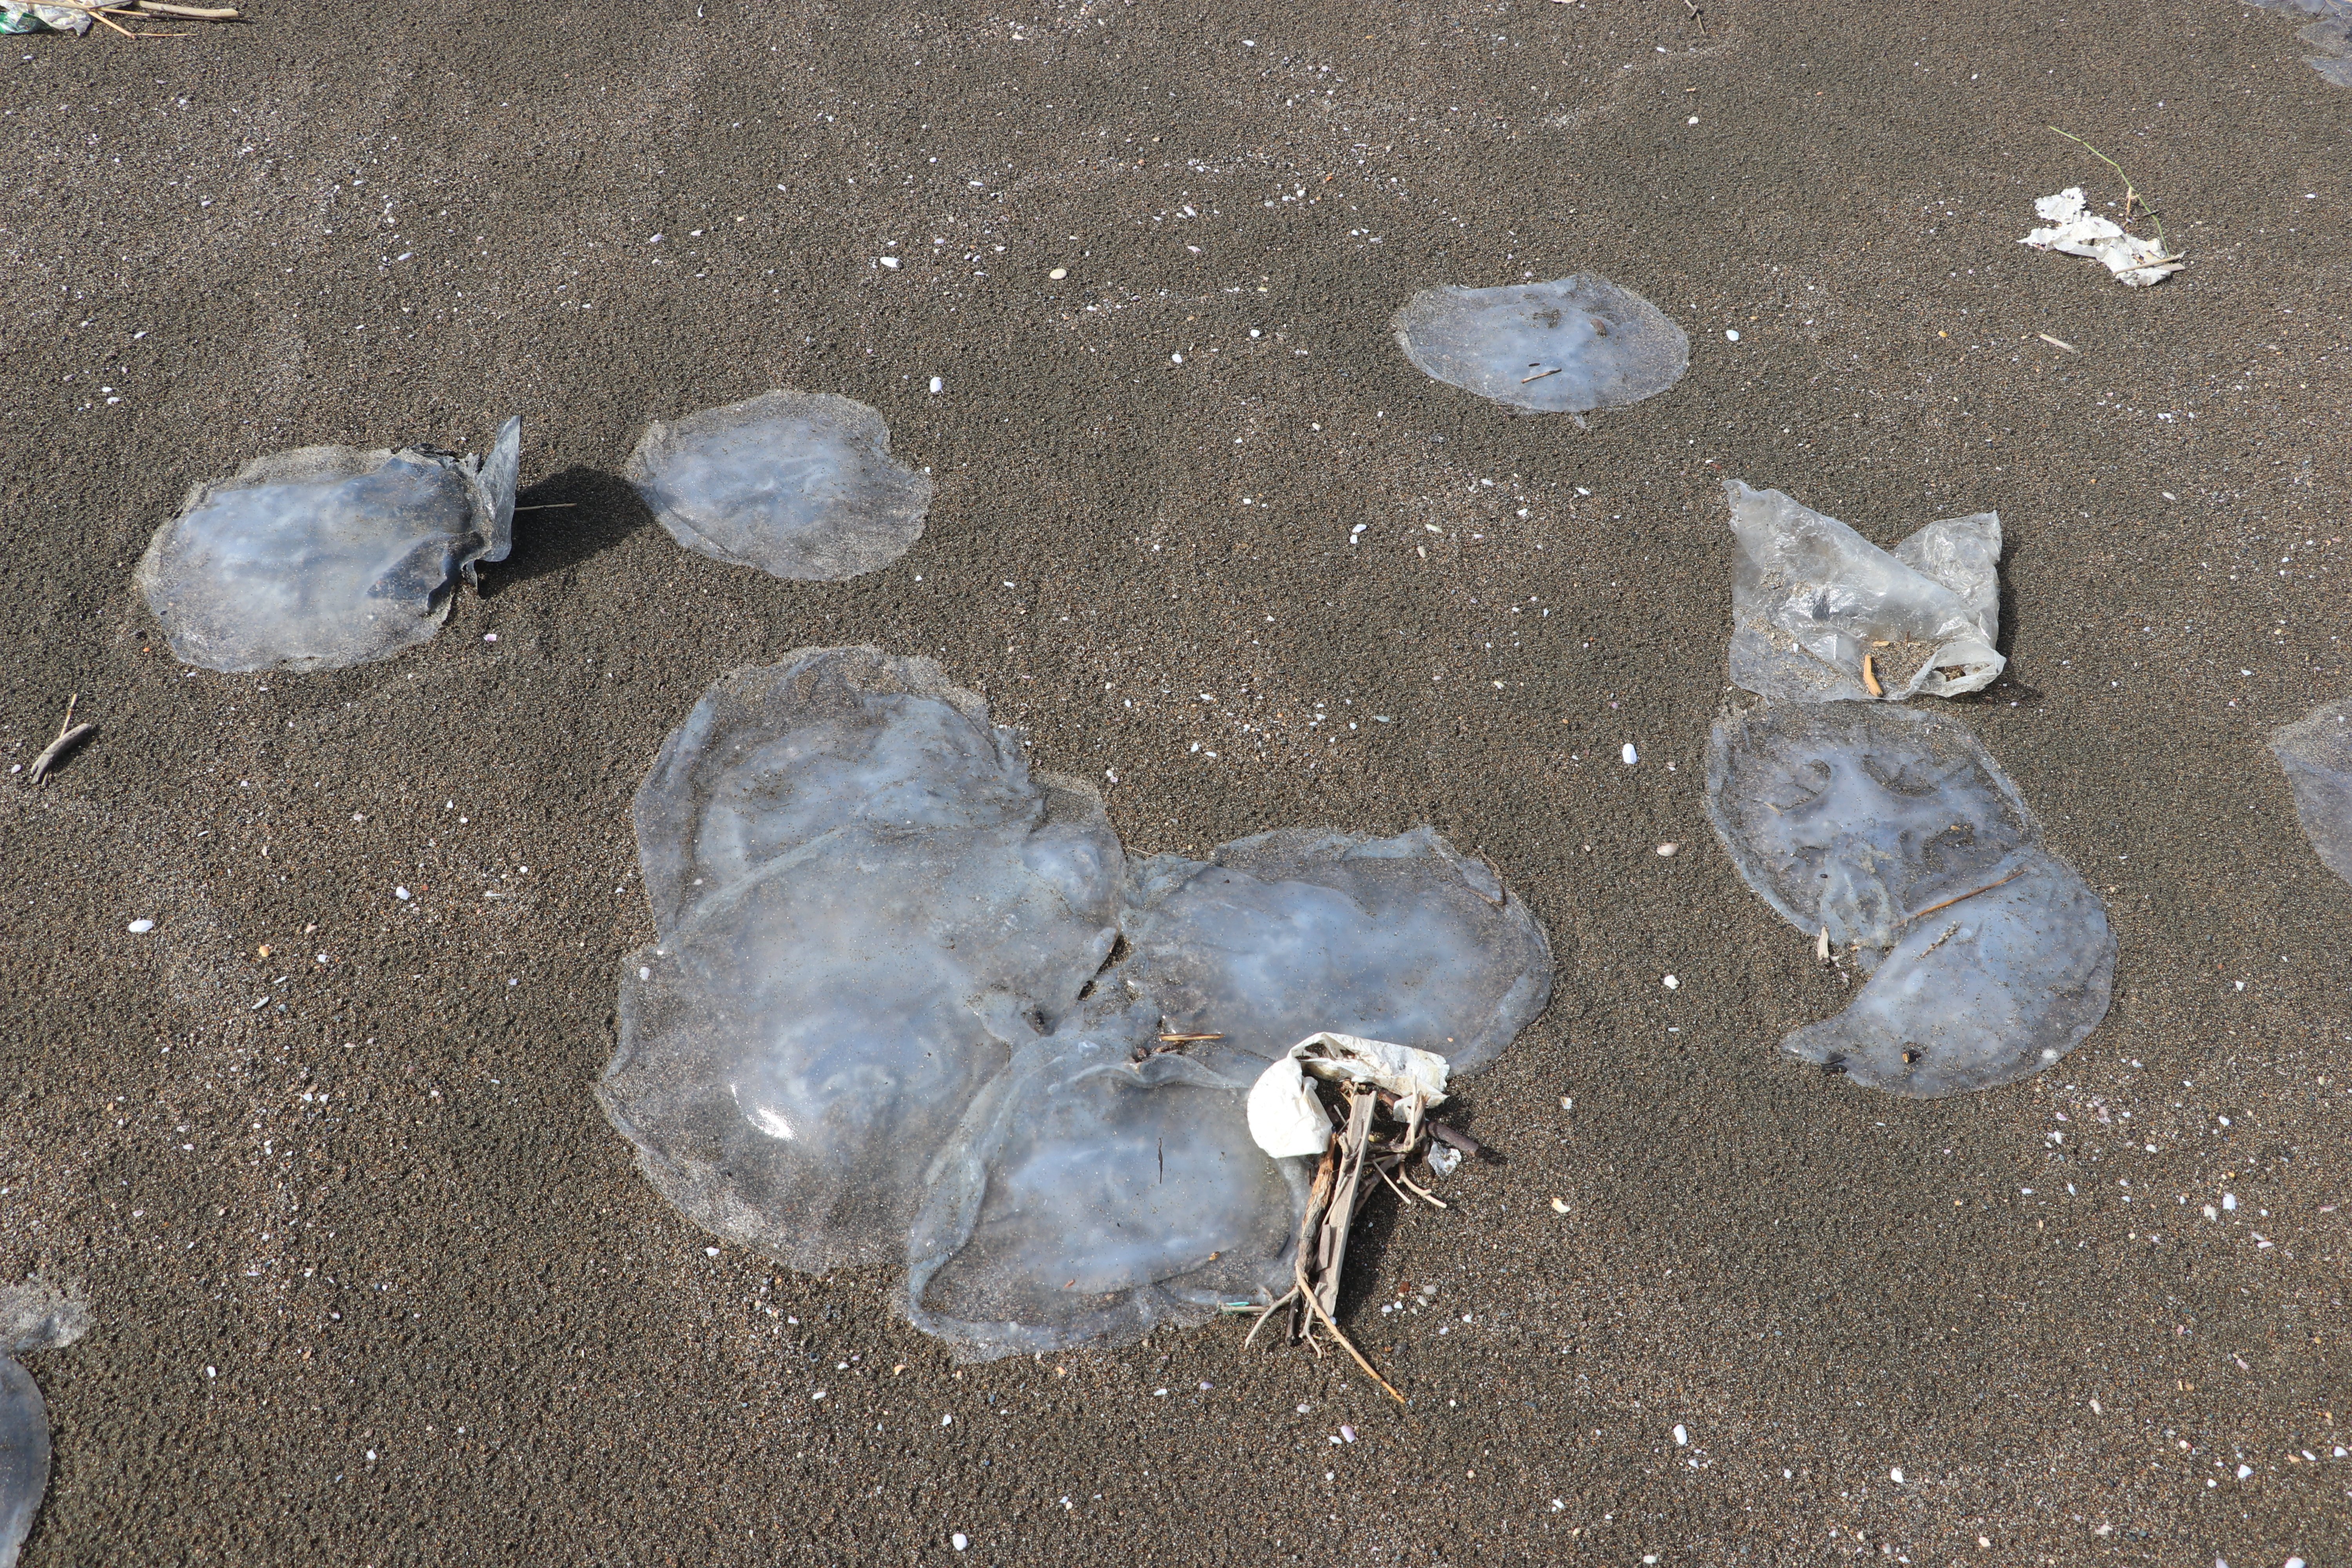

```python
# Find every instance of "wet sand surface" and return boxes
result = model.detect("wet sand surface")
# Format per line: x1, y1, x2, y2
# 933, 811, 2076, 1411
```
2, 0, 2348, 1561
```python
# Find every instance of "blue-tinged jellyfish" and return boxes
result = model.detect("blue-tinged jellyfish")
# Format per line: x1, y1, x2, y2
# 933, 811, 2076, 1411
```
1392, 275, 1688, 416
136, 417, 519, 672
601, 648, 1553, 1356
625, 391, 931, 582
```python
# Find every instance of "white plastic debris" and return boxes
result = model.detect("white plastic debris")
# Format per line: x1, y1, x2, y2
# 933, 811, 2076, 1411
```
1725, 480, 2004, 702
2019, 187, 2183, 287
0, 4, 94, 34
1246, 1033, 1450, 1159
1426, 1143, 1462, 1178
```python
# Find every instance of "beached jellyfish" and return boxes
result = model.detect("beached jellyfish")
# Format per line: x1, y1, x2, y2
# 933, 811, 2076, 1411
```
604, 649, 1128, 1274
1706, 700, 2113, 1096
2244, 0, 2352, 87
624, 390, 932, 582
2270, 699, 2352, 889
1725, 481, 2004, 702
601, 647, 1554, 1356
1, 1281, 89, 1568
134, 417, 519, 673
903, 1017, 1309, 1359
1119, 828, 1553, 1081
1391, 274, 1689, 416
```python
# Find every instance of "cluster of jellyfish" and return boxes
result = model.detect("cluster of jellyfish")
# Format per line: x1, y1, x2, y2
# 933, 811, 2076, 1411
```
40, 267, 2338, 1395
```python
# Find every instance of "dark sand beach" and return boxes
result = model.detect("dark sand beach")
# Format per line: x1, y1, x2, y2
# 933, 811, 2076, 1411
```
2, 0, 2347, 1561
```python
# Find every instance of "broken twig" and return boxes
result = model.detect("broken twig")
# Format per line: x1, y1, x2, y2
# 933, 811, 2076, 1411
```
27, 695, 94, 785
2037, 332, 2080, 354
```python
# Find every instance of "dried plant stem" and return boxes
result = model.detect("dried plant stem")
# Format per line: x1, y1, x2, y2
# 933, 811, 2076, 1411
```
2049, 126, 2165, 245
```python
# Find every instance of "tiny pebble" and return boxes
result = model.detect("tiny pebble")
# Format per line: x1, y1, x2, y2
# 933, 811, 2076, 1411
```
1724, 328, 1740, 340
1171, 352, 1184, 364
394, 887, 411, 901
1656, 842, 1679, 857
879, 256, 900, 269
1891, 1467, 1905, 1483
127, 919, 154, 934
1673, 1425, 1689, 1446
704, 1247, 719, 1257
1048, 267, 1067, 279
1550, 1196, 1570, 1214
1622, 742, 1639, 766
483, 632, 498, 642
1662, 975, 1680, 991
952, 1534, 968, 1552
1341, 1425, 1356, 1443
929, 376, 944, 394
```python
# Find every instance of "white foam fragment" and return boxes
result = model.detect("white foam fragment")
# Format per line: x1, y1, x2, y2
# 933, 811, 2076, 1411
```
2020, 187, 2184, 287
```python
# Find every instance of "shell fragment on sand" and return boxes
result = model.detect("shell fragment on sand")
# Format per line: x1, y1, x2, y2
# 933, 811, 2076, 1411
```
2270, 699, 2352, 890
1725, 480, 2004, 703
2019, 187, 2183, 286
1392, 274, 1689, 415
624, 390, 931, 582
601, 647, 1552, 1358
135, 417, 519, 673
1706, 701, 2114, 1097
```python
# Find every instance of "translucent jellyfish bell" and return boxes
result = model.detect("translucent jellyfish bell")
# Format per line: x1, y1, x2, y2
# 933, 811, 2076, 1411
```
1, 1281, 89, 1568
625, 390, 932, 582
1706, 701, 2113, 1096
904, 1021, 1309, 1359
134, 417, 519, 672
2270, 698, 2352, 889
1120, 828, 1553, 1080
603, 649, 1127, 1273
1392, 274, 1689, 414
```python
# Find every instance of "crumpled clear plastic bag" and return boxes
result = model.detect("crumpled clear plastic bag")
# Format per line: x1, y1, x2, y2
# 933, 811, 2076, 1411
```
1725, 479, 2005, 702
135, 417, 519, 673
601, 648, 1554, 1356
2270, 698, 2352, 890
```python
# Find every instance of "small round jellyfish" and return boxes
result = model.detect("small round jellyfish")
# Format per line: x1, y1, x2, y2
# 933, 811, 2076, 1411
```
134, 417, 519, 673
1391, 274, 1689, 414
624, 390, 932, 582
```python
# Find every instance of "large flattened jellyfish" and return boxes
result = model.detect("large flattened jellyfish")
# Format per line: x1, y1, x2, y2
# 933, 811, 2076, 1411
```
1120, 828, 1553, 1082
1, 1281, 89, 1568
602, 649, 1128, 1274
135, 417, 519, 673
2270, 698, 2352, 889
1706, 700, 2114, 1097
1391, 274, 1689, 415
602, 647, 1555, 1357
625, 390, 932, 582
903, 1022, 1309, 1359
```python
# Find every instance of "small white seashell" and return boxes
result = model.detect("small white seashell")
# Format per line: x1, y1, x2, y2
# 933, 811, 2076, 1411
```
127, 919, 155, 934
